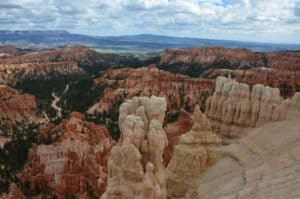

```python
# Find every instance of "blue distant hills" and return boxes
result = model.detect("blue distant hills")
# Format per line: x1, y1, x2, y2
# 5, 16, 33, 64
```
0, 30, 300, 53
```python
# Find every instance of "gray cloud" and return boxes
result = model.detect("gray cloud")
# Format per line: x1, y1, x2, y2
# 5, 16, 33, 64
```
0, 4, 22, 9
295, 6, 300, 16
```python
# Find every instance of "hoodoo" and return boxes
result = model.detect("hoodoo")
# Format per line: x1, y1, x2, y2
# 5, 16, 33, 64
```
103, 96, 168, 199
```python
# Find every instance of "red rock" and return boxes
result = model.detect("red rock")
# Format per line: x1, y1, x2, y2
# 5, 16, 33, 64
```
160, 47, 300, 98
18, 112, 114, 198
177, 109, 193, 134
87, 65, 215, 115
163, 109, 193, 165
0, 85, 41, 126
160, 47, 300, 71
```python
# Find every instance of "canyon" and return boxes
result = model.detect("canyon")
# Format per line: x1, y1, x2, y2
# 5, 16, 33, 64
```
0, 45, 300, 198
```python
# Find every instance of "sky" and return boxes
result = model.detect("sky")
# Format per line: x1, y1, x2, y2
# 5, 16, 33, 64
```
0, 0, 300, 44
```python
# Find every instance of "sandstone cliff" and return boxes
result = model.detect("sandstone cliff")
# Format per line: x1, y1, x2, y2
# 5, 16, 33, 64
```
103, 96, 168, 199
18, 112, 113, 198
87, 65, 214, 116
166, 105, 221, 198
205, 76, 289, 137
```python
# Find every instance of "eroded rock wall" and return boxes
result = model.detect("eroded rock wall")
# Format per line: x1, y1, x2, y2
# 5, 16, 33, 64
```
205, 76, 289, 137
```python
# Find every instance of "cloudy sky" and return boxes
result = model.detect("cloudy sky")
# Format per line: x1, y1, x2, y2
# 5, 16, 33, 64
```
1, 0, 300, 44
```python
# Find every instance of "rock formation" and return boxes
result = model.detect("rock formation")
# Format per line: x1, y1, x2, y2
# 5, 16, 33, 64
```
103, 96, 168, 199
18, 112, 113, 198
205, 76, 289, 137
159, 47, 300, 97
159, 47, 300, 72
87, 65, 214, 115
0, 45, 143, 85
0, 85, 43, 127
166, 105, 221, 198
183, 109, 300, 199
0, 61, 85, 85
203, 68, 300, 98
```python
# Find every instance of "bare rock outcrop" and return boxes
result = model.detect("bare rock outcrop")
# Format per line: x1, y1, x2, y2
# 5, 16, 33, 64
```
166, 105, 221, 198
205, 76, 289, 137
103, 96, 168, 199
18, 112, 113, 198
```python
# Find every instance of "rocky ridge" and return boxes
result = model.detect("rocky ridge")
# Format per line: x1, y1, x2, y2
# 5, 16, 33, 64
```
160, 47, 300, 72
159, 47, 300, 97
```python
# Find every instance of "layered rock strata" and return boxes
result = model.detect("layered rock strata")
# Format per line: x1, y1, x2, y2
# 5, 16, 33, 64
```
205, 76, 289, 137
87, 65, 214, 115
103, 96, 168, 199
166, 105, 221, 198
18, 112, 113, 198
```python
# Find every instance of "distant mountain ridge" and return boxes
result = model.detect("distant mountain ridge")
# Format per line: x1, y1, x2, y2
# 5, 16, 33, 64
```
1, 30, 300, 53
